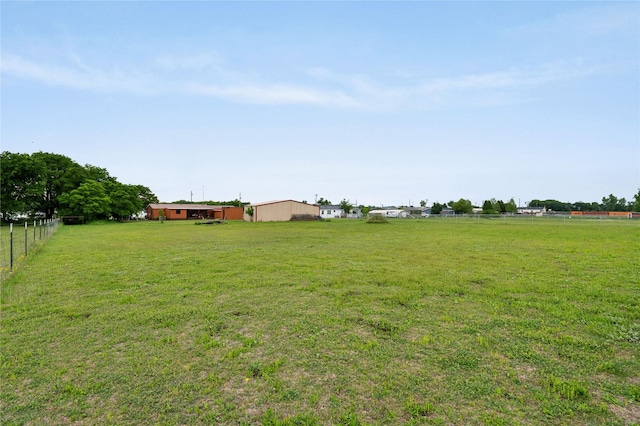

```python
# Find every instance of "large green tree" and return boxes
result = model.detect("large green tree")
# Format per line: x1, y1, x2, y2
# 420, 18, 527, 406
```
633, 189, 640, 212
1, 151, 159, 222
339, 199, 354, 218
84, 164, 115, 183
481, 200, 495, 214
103, 181, 142, 221
31, 152, 88, 219
452, 199, 473, 214
572, 201, 601, 212
0, 152, 44, 220
601, 194, 628, 212
431, 202, 445, 215
134, 185, 159, 208
58, 180, 111, 221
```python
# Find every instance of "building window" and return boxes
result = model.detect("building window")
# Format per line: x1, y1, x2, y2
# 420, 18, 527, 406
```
175, 209, 181, 214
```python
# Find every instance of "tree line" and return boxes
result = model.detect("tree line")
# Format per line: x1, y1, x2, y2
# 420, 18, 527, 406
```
527, 195, 640, 213
4, 150, 637, 223
317, 193, 640, 216
1, 151, 158, 222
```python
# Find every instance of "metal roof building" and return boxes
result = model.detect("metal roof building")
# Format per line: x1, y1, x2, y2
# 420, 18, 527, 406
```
244, 200, 320, 222
146, 204, 244, 220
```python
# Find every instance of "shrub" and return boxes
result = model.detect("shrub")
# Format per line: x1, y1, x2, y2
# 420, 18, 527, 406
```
366, 215, 389, 223
290, 214, 321, 221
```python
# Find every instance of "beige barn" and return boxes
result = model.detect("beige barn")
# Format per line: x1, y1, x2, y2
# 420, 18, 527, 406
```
244, 200, 320, 222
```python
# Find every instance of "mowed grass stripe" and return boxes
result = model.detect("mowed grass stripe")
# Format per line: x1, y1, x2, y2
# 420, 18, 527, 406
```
1, 219, 639, 425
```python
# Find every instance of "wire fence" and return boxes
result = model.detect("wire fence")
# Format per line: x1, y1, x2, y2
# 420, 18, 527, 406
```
371, 213, 638, 225
0, 213, 635, 277
1, 219, 61, 278
415, 213, 639, 225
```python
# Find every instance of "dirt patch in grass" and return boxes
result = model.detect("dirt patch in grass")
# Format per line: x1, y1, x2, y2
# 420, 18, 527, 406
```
516, 364, 537, 382
608, 402, 640, 424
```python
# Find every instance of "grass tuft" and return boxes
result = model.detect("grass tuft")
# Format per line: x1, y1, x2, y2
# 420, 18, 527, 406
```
547, 375, 589, 400
366, 215, 389, 223
405, 397, 434, 418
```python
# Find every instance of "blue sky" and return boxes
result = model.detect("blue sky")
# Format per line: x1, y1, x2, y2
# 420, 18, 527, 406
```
2, 1, 638, 206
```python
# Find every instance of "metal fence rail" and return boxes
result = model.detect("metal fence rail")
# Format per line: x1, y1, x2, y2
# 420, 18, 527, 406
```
423, 213, 637, 223
1, 219, 60, 277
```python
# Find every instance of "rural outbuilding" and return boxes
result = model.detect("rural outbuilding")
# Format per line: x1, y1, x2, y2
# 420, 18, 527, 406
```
244, 200, 320, 222
368, 209, 408, 218
146, 204, 244, 220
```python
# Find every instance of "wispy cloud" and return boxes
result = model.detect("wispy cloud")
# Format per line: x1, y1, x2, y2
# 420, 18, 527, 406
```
419, 61, 599, 93
1, 54, 157, 94
183, 82, 360, 108
1, 52, 622, 110
1, 53, 359, 107
304, 60, 612, 109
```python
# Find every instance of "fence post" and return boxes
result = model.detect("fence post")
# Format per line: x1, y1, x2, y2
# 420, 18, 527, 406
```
34, 220, 37, 243
39, 220, 42, 240
25, 222, 28, 257
9, 223, 14, 270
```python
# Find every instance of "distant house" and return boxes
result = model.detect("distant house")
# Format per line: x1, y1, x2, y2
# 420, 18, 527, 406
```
320, 205, 343, 219
517, 207, 546, 216
244, 200, 320, 222
403, 207, 423, 217
368, 209, 408, 218
146, 204, 244, 220
320, 205, 363, 219
346, 207, 363, 219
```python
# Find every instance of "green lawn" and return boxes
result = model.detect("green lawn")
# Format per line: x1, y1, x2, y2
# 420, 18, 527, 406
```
1, 219, 639, 425
0, 220, 60, 277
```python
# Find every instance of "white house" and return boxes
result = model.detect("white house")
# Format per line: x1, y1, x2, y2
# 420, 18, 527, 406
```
346, 207, 363, 219
320, 205, 343, 219
368, 209, 408, 218
517, 207, 546, 216
320, 205, 363, 219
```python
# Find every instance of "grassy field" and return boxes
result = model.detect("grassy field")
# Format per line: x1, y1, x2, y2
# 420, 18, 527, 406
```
0, 220, 60, 277
1, 218, 639, 425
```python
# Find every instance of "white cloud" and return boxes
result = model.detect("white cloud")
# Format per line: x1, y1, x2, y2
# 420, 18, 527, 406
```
304, 60, 610, 110
1, 54, 156, 94
419, 61, 592, 93
183, 82, 359, 108
1, 51, 622, 110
